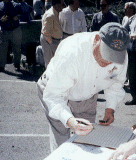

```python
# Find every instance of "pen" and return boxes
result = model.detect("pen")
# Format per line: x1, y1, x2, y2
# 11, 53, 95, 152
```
76, 120, 95, 130
76, 120, 89, 126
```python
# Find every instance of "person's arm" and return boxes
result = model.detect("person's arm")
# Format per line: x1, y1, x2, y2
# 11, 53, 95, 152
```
29, 5, 34, 20
116, 15, 120, 23
108, 138, 136, 160
41, 46, 78, 127
59, 10, 64, 28
81, 11, 87, 32
89, 14, 97, 32
42, 15, 53, 44
100, 54, 128, 126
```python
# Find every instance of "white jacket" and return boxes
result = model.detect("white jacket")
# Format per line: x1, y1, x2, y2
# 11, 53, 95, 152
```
37, 32, 128, 127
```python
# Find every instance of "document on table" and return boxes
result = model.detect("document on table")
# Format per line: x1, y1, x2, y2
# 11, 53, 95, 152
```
44, 142, 115, 160
73, 123, 136, 149
44, 141, 136, 160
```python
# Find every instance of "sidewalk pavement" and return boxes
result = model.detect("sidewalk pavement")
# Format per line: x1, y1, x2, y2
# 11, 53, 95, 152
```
0, 63, 136, 160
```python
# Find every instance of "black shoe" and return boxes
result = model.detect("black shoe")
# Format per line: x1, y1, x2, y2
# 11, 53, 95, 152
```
99, 90, 104, 94
0, 67, 4, 72
125, 100, 136, 105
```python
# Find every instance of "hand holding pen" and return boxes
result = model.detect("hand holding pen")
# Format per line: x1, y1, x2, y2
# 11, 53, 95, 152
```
67, 117, 94, 136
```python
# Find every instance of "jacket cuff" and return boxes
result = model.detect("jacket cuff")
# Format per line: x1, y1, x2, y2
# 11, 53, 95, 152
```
59, 109, 74, 128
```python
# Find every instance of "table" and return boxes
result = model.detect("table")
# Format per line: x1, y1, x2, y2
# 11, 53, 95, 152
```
44, 135, 136, 160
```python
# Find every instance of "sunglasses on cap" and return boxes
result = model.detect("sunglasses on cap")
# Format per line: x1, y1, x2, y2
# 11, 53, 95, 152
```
100, 4, 108, 7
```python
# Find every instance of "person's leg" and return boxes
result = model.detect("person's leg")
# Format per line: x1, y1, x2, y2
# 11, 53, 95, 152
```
37, 82, 70, 152
7, 42, 13, 63
0, 30, 9, 70
50, 38, 60, 54
11, 27, 22, 70
129, 54, 136, 97
40, 34, 54, 68
125, 48, 136, 105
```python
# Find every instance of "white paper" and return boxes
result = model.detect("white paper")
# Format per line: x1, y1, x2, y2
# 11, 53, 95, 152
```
44, 141, 136, 160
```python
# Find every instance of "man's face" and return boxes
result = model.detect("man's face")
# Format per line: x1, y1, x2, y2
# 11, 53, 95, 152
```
70, 0, 79, 12
100, 0, 109, 14
56, 0, 65, 13
124, 5, 134, 17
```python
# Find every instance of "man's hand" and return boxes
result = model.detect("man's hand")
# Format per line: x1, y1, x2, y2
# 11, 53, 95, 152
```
1, 15, 8, 22
67, 117, 94, 136
108, 139, 136, 160
99, 108, 114, 126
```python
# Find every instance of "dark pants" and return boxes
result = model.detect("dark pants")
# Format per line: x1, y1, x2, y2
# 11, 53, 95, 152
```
0, 27, 22, 68
128, 42, 136, 100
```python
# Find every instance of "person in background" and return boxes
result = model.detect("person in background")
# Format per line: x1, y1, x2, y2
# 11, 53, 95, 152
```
45, 0, 52, 11
124, 3, 136, 105
122, 2, 136, 88
40, 0, 63, 68
18, 0, 34, 22
90, 0, 119, 32
37, 22, 129, 151
108, 124, 136, 160
122, 2, 135, 30
59, 0, 87, 39
33, 0, 45, 20
0, 0, 22, 72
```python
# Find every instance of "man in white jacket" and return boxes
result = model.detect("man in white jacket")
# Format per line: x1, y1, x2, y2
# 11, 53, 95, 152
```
37, 22, 130, 151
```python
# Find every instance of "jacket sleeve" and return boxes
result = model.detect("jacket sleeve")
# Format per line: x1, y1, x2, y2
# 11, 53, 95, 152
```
42, 53, 78, 127
90, 14, 97, 32
81, 11, 87, 32
42, 15, 53, 44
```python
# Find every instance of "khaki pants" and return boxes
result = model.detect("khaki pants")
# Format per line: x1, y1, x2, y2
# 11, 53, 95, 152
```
40, 34, 60, 68
37, 78, 98, 152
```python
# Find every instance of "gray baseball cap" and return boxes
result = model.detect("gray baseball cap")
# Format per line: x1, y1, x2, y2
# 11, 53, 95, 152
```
99, 22, 130, 64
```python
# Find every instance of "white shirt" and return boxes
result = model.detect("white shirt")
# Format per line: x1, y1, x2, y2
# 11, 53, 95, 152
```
37, 32, 128, 128
129, 14, 136, 35
59, 6, 87, 34
122, 16, 129, 29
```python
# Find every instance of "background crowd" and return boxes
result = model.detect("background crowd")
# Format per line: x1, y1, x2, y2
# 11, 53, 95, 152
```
0, 0, 136, 159
0, 0, 136, 100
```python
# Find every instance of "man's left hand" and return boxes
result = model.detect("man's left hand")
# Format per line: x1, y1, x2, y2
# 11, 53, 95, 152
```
99, 108, 114, 126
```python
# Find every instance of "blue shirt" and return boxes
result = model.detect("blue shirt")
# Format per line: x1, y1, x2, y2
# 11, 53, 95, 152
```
19, 2, 33, 22
0, 0, 20, 31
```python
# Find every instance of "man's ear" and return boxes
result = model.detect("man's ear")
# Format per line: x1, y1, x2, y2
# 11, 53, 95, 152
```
93, 34, 101, 46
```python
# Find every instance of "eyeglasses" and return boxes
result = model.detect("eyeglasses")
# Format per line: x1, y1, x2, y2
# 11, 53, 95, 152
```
100, 4, 108, 7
